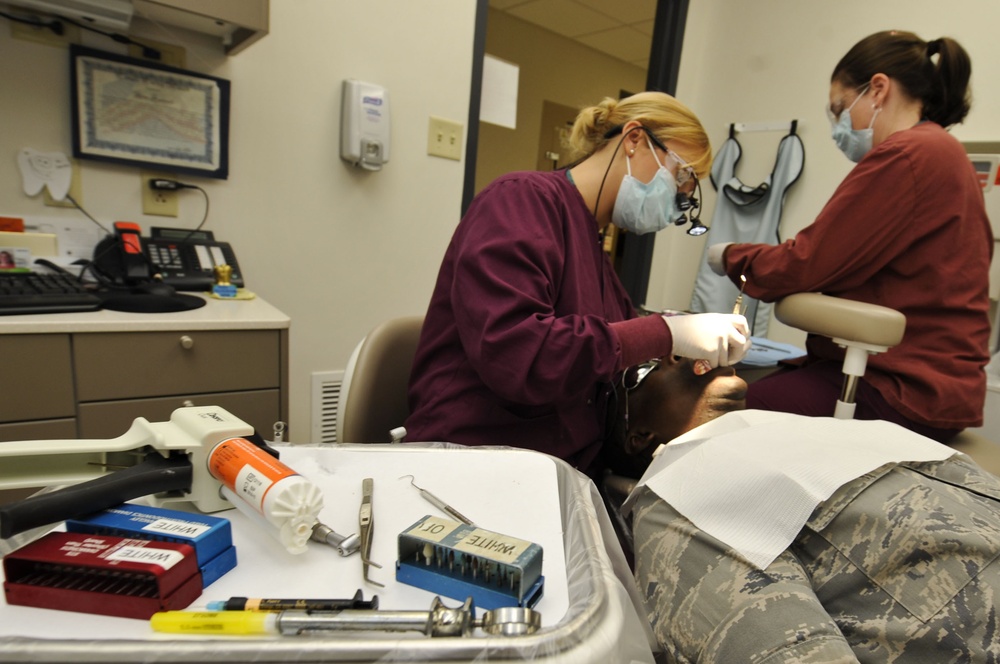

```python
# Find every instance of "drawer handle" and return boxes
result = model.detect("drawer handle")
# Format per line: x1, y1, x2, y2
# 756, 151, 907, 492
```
180, 335, 194, 350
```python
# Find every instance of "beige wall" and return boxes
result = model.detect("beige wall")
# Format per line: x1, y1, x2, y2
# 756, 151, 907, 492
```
0, 1, 477, 441
649, 0, 1000, 346
475, 8, 647, 193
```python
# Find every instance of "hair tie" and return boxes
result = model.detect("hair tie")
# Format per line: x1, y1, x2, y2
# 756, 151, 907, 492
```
927, 38, 942, 57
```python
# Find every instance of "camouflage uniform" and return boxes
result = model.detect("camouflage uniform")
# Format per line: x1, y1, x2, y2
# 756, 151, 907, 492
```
633, 454, 1000, 663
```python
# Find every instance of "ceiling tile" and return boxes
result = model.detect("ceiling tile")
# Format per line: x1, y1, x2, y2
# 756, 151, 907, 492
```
488, 0, 532, 10
506, 0, 617, 38
632, 18, 655, 37
574, 0, 657, 25
577, 26, 651, 65
492, 0, 658, 69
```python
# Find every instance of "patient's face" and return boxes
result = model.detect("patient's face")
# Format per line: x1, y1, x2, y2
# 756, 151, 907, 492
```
624, 356, 748, 455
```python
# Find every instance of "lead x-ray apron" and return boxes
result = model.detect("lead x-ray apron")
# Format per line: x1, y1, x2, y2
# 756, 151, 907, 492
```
691, 125, 805, 335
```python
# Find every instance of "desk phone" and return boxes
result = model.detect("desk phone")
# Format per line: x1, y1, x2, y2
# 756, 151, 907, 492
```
145, 227, 244, 291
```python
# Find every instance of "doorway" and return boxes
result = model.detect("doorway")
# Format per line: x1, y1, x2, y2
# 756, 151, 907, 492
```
463, 0, 690, 306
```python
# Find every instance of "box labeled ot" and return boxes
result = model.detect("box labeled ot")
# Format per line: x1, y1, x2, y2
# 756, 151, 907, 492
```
207, 438, 322, 554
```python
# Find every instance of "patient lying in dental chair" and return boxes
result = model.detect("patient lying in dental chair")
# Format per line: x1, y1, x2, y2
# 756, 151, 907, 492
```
612, 357, 1000, 663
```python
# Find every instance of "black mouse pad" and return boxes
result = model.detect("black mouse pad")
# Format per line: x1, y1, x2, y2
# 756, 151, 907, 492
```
99, 292, 207, 313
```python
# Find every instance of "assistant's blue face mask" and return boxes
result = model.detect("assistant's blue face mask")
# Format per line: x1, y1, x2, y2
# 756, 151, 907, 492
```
611, 137, 684, 235
830, 84, 880, 163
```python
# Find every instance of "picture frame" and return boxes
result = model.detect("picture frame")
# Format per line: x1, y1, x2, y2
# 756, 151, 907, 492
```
70, 45, 230, 179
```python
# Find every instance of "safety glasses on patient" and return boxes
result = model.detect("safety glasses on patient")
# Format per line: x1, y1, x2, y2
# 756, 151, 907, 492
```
621, 358, 661, 433
623, 359, 661, 392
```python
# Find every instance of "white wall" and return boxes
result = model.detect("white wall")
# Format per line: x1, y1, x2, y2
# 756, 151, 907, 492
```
647, 0, 1000, 345
0, 1, 477, 440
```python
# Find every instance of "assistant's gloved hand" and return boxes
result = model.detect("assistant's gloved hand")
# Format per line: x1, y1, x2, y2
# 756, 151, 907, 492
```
662, 313, 751, 367
707, 242, 733, 276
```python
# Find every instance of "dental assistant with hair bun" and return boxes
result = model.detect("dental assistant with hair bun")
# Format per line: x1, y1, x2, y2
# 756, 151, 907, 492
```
708, 30, 993, 441
406, 91, 750, 477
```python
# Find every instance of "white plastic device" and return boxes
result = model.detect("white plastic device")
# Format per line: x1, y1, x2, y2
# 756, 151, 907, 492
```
340, 79, 390, 171
0, 406, 321, 554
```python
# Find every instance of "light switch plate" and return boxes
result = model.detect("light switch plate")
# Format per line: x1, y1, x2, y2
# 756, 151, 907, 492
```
427, 116, 463, 161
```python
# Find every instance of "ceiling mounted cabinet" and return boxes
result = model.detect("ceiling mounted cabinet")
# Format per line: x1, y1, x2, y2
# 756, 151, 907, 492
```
132, 0, 268, 55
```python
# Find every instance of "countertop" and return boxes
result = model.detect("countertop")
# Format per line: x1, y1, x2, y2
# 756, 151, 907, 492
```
0, 294, 290, 334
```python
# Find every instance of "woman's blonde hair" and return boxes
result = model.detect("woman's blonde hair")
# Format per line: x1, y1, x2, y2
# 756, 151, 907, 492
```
567, 92, 711, 179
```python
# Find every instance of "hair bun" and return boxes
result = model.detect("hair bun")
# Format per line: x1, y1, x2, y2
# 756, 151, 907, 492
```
593, 98, 618, 130
927, 38, 942, 57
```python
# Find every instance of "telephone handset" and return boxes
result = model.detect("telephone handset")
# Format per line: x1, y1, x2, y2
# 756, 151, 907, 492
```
92, 224, 244, 292
112, 221, 149, 283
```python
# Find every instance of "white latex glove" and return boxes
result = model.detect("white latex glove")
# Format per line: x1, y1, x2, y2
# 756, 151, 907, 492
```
663, 313, 752, 367
707, 242, 733, 276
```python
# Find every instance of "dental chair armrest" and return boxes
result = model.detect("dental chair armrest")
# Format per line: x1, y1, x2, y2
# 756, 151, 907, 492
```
774, 293, 906, 348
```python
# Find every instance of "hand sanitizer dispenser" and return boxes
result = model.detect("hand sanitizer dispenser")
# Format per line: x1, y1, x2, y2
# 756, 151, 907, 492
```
341, 80, 390, 171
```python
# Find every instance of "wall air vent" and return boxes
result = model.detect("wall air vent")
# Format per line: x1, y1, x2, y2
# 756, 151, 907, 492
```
311, 370, 344, 444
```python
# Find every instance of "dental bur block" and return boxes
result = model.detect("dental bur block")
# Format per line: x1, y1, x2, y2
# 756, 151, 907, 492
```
66, 502, 237, 587
3, 531, 202, 620
395, 515, 544, 610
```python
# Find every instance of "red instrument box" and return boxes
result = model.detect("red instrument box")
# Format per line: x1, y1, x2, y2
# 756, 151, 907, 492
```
3, 531, 202, 620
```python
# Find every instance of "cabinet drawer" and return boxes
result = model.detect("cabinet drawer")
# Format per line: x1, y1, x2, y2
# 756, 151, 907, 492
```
0, 419, 79, 506
73, 330, 280, 401
0, 335, 74, 423
78, 389, 281, 439
0, 418, 77, 442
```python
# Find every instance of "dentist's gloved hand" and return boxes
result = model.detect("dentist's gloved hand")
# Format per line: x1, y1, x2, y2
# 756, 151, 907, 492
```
662, 313, 751, 367
707, 242, 733, 276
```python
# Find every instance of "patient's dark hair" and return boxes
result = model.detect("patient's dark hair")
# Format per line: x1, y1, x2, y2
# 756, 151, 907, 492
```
832, 30, 972, 127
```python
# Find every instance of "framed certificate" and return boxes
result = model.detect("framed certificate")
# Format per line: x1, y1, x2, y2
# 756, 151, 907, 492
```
70, 45, 230, 179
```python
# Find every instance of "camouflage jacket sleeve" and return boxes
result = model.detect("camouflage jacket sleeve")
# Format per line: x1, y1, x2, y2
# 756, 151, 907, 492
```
632, 488, 858, 663
633, 454, 1000, 663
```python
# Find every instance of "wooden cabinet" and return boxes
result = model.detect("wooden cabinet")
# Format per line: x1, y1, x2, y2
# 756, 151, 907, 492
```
0, 335, 74, 423
73, 330, 279, 400
0, 298, 289, 443
73, 329, 284, 437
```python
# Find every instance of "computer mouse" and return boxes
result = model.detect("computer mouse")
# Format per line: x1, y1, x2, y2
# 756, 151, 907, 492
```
135, 280, 176, 297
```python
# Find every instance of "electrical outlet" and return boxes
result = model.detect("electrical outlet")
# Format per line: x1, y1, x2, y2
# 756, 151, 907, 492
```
141, 172, 178, 217
427, 116, 464, 161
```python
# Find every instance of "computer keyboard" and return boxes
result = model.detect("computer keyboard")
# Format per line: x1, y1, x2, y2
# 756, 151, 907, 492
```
0, 271, 102, 315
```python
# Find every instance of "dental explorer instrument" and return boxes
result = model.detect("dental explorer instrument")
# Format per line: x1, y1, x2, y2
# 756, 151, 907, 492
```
399, 475, 475, 526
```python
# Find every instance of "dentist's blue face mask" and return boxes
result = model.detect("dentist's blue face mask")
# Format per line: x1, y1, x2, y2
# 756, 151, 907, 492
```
611, 136, 685, 235
829, 83, 880, 163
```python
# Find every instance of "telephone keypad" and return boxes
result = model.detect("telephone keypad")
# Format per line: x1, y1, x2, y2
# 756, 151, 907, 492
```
148, 244, 184, 270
